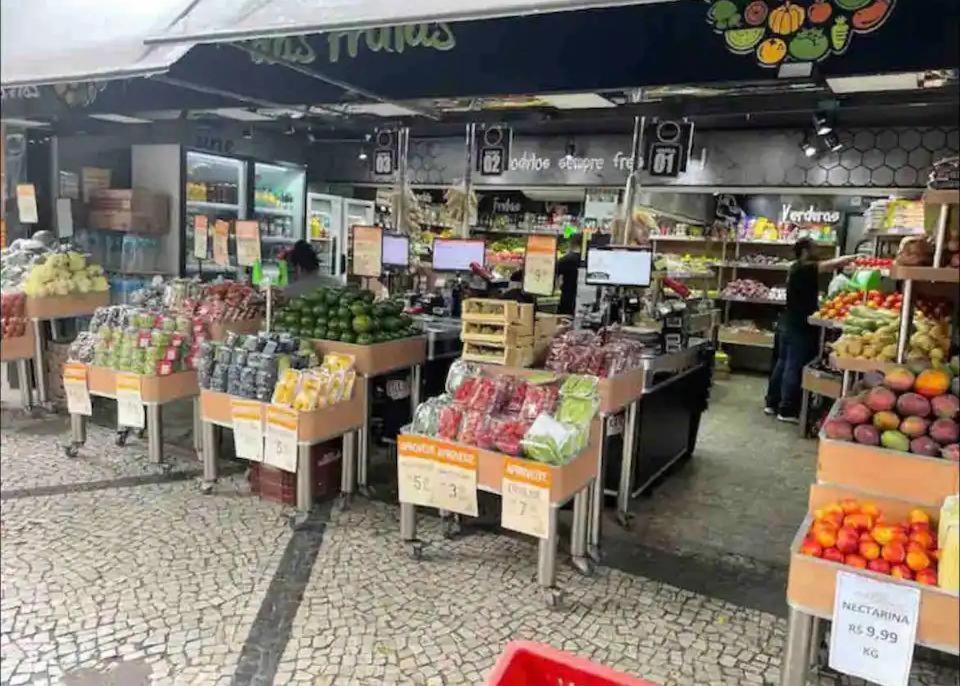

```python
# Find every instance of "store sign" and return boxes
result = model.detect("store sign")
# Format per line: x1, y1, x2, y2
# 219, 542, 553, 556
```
705, 0, 897, 70
523, 234, 558, 297
115, 373, 144, 429
373, 129, 398, 176
235, 220, 262, 267
351, 225, 383, 277
264, 405, 298, 473
780, 204, 842, 224
829, 571, 919, 686
644, 120, 693, 178
63, 363, 92, 416
397, 435, 478, 515
477, 125, 511, 176
231, 399, 264, 462
195, 135, 236, 155
501, 457, 552, 539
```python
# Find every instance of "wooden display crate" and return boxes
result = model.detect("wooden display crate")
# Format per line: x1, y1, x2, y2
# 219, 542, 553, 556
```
534, 313, 567, 341
461, 299, 534, 329
828, 355, 898, 374
26, 292, 110, 320
461, 321, 533, 346
86, 366, 199, 403
207, 318, 263, 341
802, 365, 842, 399
787, 483, 959, 654
313, 336, 426, 376
0, 328, 35, 362
718, 326, 775, 349
888, 265, 960, 284
200, 382, 365, 443
462, 341, 535, 367
817, 405, 959, 506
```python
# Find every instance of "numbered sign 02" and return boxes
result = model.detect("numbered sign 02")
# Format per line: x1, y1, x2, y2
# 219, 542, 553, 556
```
476, 125, 511, 177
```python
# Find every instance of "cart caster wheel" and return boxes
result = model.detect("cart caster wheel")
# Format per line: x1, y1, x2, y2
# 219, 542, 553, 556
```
64, 444, 79, 458
199, 481, 214, 495
288, 512, 310, 529
137, 428, 146, 440
407, 541, 424, 561
441, 517, 461, 539
587, 546, 603, 564
115, 431, 128, 447
571, 556, 593, 576
543, 588, 563, 608
616, 511, 634, 530
159, 463, 172, 475
339, 493, 353, 509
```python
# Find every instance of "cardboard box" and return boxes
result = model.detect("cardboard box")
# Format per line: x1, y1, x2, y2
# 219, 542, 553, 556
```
0, 328, 35, 362
26, 292, 110, 320
312, 336, 426, 377
88, 189, 169, 234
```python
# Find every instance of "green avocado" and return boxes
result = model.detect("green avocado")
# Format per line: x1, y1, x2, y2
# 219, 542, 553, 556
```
356, 333, 373, 345
352, 314, 372, 334
340, 331, 356, 343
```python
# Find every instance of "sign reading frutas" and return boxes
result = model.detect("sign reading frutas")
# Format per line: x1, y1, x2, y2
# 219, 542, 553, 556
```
477, 125, 511, 176
115, 372, 144, 429
644, 120, 694, 178
63, 363, 92, 416
704, 0, 897, 69
829, 570, 920, 686
501, 457, 552, 538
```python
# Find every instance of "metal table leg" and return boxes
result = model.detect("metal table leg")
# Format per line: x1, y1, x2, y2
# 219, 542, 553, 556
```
807, 617, 823, 671
538, 505, 561, 605
296, 443, 313, 512
200, 420, 218, 494
192, 397, 202, 456
780, 607, 813, 686
358, 375, 372, 490
16, 359, 33, 409
31, 319, 47, 406
340, 429, 356, 495
570, 485, 591, 575
401, 501, 423, 559
146, 403, 164, 465
616, 402, 639, 528
588, 416, 609, 562
799, 390, 810, 438
410, 364, 422, 412
841, 370, 853, 396
65, 413, 86, 457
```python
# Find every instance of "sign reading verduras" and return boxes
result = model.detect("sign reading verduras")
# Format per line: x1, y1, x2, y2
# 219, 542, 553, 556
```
829, 571, 920, 686
397, 435, 479, 516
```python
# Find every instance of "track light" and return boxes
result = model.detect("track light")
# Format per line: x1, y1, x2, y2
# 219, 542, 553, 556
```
801, 138, 818, 158
358, 148, 368, 161
824, 132, 842, 152
813, 112, 832, 136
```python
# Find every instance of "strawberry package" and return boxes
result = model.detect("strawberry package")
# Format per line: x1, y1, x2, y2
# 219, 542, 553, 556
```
519, 383, 559, 421
437, 403, 464, 440
445, 359, 481, 395
457, 411, 490, 446
490, 416, 531, 456
453, 376, 478, 405
466, 375, 511, 413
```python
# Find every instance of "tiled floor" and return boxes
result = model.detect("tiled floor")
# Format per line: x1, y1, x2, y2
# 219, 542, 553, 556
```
1, 375, 957, 685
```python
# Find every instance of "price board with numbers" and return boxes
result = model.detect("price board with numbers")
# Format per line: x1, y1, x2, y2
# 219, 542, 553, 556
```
231, 399, 264, 462
193, 215, 209, 260
235, 220, 261, 267
264, 405, 298, 472
829, 571, 920, 686
396, 434, 439, 509
351, 225, 383, 278
522, 234, 558, 296
500, 457, 552, 539
212, 219, 230, 267
432, 441, 479, 517
63, 363, 92, 416
115, 372, 144, 429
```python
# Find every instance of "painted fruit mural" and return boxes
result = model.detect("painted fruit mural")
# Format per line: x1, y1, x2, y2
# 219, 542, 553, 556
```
705, 0, 896, 68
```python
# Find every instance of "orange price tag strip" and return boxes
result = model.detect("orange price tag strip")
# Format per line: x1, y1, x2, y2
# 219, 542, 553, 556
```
212, 220, 230, 267
231, 399, 264, 462
115, 372, 144, 429
63, 363, 92, 416
235, 220, 261, 267
523, 234, 558, 296
264, 405, 298, 472
501, 457, 553, 539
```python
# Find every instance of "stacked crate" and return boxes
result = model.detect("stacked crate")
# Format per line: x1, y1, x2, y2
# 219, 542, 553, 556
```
460, 299, 535, 366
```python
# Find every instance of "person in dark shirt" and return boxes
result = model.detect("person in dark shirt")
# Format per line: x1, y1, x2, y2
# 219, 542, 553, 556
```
556, 236, 582, 316
765, 238, 856, 422
283, 240, 339, 297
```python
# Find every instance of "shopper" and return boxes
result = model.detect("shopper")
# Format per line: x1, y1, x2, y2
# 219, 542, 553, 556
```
765, 239, 856, 422
284, 240, 339, 297
556, 235, 582, 316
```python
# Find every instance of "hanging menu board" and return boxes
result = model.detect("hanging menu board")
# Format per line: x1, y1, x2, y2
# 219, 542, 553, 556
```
522, 234, 558, 296
352, 225, 383, 277
212, 220, 230, 267
235, 220, 261, 267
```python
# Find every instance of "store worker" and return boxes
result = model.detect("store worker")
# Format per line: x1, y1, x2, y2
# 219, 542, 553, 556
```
765, 238, 856, 422
556, 234, 583, 316
283, 240, 339, 297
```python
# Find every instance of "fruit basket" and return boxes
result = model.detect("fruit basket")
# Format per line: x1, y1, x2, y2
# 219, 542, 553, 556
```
486, 641, 659, 686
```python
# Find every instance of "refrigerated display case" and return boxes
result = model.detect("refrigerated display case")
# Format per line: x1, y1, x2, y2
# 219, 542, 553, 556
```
255, 161, 305, 262
184, 150, 246, 276
307, 193, 374, 280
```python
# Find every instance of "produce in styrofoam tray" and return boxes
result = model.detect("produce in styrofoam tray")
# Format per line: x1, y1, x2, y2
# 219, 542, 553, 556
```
721, 279, 770, 300
822, 361, 959, 460
1, 291, 27, 338
198, 332, 314, 399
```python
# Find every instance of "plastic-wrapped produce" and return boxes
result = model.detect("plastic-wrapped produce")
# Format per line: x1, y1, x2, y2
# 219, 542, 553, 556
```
410, 395, 449, 436
491, 416, 530, 456
457, 411, 489, 446
453, 376, 478, 405
521, 413, 579, 465
466, 375, 511, 413
68, 332, 98, 363
560, 374, 599, 399
445, 359, 481, 395
519, 383, 559, 421
505, 379, 528, 414
437, 403, 464, 440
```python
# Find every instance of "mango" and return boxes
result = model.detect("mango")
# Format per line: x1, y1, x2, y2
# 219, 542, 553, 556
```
880, 430, 910, 452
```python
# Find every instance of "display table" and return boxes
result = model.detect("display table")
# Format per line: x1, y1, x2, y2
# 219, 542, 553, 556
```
782, 484, 959, 686
207, 318, 263, 341
198, 385, 366, 509
397, 425, 599, 604
1, 327, 37, 408
26, 292, 110, 407
66, 366, 199, 465
313, 336, 426, 493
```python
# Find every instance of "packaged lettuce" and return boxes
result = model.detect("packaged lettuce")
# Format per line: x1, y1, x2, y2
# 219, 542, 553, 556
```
559, 374, 599, 399
521, 413, 578, 466
555, 395, 600, 427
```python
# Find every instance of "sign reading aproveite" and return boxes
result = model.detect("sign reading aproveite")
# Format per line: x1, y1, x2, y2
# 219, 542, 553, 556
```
352, 225, 383, 277
231, 399, 264, 463
829, 571, 920, 686
235, 220, 261, 267
397, 435, 479, 515
193, 215, 209, 260
501, 457, 552, 539
63, 363, 92, 416
115, 372, 144, 429
264, 405, 298, 473
212, 220, 230, 267
397, 435, 439, 509
523, 234, 558, 297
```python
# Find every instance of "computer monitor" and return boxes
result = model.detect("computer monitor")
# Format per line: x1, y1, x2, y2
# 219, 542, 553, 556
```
432, 238, 486, 272
382, 233, 409, 267
585, 247, 653, 287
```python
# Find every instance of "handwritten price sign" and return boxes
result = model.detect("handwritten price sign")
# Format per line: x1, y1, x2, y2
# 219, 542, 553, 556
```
193, 215, 209, 260
829, 571, 920, 686
264, 405, 298, 473
522, 234, 557, 296
397, 435, 479, 515
235, 220, 261, 267
115, 372, 144, 429
500, 457, 552, 538
63, 363, 92, 416
231, 399, 264, 462
352, 225, 383, 277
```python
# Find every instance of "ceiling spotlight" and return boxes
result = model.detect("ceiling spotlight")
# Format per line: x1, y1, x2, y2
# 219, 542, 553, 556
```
813, 112, 832, 136
801, 138, 818, 158
824, 132, 843, 152
358, 148, 368, 161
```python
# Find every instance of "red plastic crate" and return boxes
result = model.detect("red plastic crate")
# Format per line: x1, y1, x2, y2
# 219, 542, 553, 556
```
486, 642, 659, 686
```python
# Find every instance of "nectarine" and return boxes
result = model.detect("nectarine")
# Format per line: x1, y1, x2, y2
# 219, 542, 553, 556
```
859, 540, 881, 561
881, 541, 906, 564
800, 538, 823, 557
906, 549, 931, 572
867, 559, 891, 575
845, 554, 867, 569
915, 568, 938, 585
909, 509, 931, 526
815, 528, 838, 549
822, 547, 845, 564
860, 502, 880, 518
843, 513, 874, 531
890, 564, 913, 580
871, 526, 894, 545
909, 529, 935, 550
836, 527, 860, 554
840, 498, 861, 515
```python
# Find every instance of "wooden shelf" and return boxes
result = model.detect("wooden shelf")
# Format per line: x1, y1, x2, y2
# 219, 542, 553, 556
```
718, 327, 775, 348
721, 262, 791, 271
828, 355, 898, 373
888, 265, 960, 283
923, 188, 960, 206
717, 295, 786, 306
802, 366, 841, 399
807, 316, 842, 330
